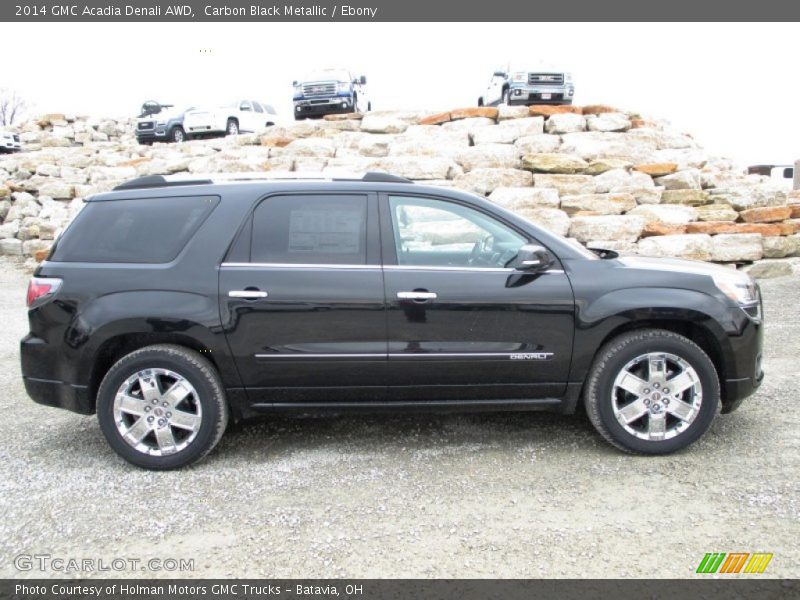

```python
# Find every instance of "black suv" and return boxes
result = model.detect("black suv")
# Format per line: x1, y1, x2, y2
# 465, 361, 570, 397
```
21, 173, 764, 469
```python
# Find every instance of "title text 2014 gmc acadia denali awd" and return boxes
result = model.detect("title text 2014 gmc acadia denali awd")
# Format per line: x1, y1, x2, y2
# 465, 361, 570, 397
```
21, 173, 764, 469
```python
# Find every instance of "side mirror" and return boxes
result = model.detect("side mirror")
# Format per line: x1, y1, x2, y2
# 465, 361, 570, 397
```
360, 75, 367, 85
493, 70, 507, 78
292, 80, 298, 86
514, 244, 554, 272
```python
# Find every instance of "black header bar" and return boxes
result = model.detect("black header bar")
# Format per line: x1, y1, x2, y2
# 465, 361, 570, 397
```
3, 0, 800, 21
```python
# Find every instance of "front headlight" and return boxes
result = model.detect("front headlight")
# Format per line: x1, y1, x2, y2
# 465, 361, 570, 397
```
713, 272, 759, 305
337, 82, 351, 94
565, 72, 573, 82
511, 72, 526, 83
293, 85, 303, 95
156, 121, 167, 127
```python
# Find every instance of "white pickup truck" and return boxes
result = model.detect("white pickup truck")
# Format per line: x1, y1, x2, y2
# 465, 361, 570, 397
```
183, 99, 278, 138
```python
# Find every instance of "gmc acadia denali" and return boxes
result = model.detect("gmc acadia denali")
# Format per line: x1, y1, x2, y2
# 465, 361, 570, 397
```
21, 173, 764, 469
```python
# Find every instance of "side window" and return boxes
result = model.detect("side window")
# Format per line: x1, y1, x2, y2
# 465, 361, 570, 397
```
252, 101, 263, 113
51, 196, 219, 263
251, 195, 368, 265
389, 196, 526, 269
239, 101, 252, 111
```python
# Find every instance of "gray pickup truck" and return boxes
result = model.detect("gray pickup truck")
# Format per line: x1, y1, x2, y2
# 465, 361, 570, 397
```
479, 69, 575, 107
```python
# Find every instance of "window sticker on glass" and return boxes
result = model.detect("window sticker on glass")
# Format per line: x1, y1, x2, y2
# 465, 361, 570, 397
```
288, 207, 363, 254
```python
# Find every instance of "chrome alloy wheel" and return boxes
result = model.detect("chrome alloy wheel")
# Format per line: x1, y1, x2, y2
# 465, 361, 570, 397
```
113, 368, 202, 456
611, 352, 703, 441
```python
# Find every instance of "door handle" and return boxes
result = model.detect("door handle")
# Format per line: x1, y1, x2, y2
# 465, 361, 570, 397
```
228, 290, 268, 299
397, 291, 437, 301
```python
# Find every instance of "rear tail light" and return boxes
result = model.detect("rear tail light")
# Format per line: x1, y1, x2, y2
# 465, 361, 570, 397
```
26, 277, 62, 307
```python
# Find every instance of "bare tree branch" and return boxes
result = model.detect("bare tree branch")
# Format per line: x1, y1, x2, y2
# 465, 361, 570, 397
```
0, 89, 27, 126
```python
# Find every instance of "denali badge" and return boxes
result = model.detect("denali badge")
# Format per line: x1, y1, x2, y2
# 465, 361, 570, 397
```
510, 352, 554, 361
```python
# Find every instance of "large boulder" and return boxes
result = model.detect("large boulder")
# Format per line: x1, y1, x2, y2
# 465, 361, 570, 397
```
628, 204, 698, 224
453, 144, 521, 170
521, 153, 588, 174
569, 215, 646, 242
488, 187, 560, 209
360, 114, 409, 134
473, 117, 544, 144
533, 174, 595, 195
762, 236, 799, 258
545, 113, 586, 134
586, 112, 631, 132
282, 137, 336, 157
515, 207, 571, 236
452, 168, 533, 195
695, 203, 739, 221
654, 169, 702, 190
637, 234, 713, 261
560, 192, 637, 216
515, 134, 561, 155
710, 234, 763, 262
739, 206, 792, 223
742, 259, 794, 279
660, 189, 710, 206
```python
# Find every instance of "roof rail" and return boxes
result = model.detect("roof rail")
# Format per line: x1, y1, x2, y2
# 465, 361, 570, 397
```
112, 171, 412, 192
113, 175, 213, 191
359, 172, 413, 183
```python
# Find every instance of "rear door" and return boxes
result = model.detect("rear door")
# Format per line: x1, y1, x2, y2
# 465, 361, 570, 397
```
380, 193, 575, 401
220, 192, 387, 404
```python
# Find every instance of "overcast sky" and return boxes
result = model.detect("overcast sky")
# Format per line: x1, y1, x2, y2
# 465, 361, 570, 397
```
2, 22, 798, 167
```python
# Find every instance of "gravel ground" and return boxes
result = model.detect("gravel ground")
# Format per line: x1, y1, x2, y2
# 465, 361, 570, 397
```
0, 260, 797, 579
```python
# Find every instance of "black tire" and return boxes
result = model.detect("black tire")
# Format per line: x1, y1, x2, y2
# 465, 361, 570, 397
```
96, 344, 229, 470
367, 102, 372, 112
502, 89, 510, 105
584, 329, 720, 455
352, 93, 357, 112
170, 126, 186, 143
478, 97, 484, 107
226, 118, 239, 136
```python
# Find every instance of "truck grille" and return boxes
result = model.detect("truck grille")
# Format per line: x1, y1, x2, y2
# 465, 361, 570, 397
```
302, 82, 336, 97
138, 121, 155, 131
528, 73, 564, 86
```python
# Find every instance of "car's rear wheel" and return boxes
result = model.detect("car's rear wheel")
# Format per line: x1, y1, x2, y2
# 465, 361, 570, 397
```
584, 329, 719, 454
96, 344, 229, 469
226, 119, 239, 135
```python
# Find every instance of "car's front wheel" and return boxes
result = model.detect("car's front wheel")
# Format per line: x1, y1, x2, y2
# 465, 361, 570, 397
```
584, 329, 720, 454
226, 119, 239, 135
96, 344, 229, 469
170, 126, 186, 143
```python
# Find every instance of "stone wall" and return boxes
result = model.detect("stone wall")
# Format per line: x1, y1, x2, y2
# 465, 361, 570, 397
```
1, 106, 799, 277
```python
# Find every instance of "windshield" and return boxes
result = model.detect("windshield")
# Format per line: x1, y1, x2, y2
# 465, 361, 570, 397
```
301, 69, 350, 83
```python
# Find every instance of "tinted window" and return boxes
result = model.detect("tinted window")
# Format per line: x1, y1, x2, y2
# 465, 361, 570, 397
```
389, 196, 526, 268
51, 195, 218, 263
251, 195, 367, 265
252, 101, 263, 113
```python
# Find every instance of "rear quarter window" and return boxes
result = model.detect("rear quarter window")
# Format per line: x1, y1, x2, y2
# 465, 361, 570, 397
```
51, 195, 219, 263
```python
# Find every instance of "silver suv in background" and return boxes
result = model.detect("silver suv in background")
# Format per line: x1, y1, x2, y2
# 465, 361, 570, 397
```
479, 69, 575, 106
1, 129, 21, 153
293, 69, 370, 119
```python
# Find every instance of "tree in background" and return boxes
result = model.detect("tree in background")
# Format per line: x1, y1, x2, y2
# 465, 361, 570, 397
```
0, 89, 27, 126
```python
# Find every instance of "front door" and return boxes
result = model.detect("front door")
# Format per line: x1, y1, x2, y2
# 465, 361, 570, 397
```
380, 193, 575, 401
220, 192, 387, 404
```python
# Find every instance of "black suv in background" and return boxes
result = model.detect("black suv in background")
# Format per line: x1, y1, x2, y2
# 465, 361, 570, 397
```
21, 173, 764, 469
